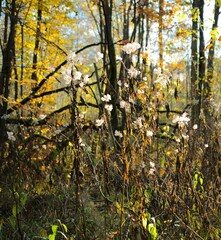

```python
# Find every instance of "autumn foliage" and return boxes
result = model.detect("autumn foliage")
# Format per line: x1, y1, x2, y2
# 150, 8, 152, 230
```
0, 0, 220, 239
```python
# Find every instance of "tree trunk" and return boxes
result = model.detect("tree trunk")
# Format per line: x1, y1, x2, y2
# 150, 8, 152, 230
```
158, 0, 164, 70
205, 0, 220, 99
190, 0, 199, 126
101, 0, 119, 133
198, 0, 205, 127
201, 0, 220, 191
0, 0, 17, 149
31, 0, 42, 85
118, 0, 132, 131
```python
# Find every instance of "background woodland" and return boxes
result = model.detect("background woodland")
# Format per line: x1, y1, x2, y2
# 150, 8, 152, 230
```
0, 0, 221, 239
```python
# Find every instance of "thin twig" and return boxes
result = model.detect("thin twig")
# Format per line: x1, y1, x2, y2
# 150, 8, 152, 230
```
172, 211, 204, 240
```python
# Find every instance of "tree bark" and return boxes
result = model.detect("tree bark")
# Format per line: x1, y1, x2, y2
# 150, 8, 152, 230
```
0, 0, 18, 161
31, 0, 42, 86
101, 0, 119, 133
158, 0, 164, 70
201, 0, 220, 191
205, 0, 220, 99
198, 0, 205, 127
190, 0, 199, 126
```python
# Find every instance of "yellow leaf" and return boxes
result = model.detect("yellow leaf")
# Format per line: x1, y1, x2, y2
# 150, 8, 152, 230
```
205, 43, 213, 51
116, 202, 124, 214
142, 215, 147, 229
68, 141, 73, 147
210, 28, 219, 39
41, 128, 50, 135
36, 183, 44, 194
40, 165, 46, 171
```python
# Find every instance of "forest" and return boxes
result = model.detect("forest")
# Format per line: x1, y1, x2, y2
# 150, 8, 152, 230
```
0, 0, 220, 239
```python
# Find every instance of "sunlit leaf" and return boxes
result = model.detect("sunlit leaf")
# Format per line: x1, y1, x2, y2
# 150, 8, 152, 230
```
62, 223, 68, 233
148, 223, 157, 240
20, 193, 27, 206
68, 141, 73, 147
142, 215, 147, 229
48, 234, 55, 240
12, 206, 17, 217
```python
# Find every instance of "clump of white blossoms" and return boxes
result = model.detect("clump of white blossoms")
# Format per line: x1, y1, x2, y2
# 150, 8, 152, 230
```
61, 66, 85, 86
149, 161, 155, 175
117, 80, 129, 88
132, 117, 143, 129
42, 144, 47, 150
101, 94, 111, 102
83, 75, 89, 84
120, 100, 131, 113
122, 42, 141, 54
153, 67, 162, 76
174, 149, 179, 154
73, 71, 82, 81
95, 118, 104, 127
143, 76, 147, 81
7, 131, 16, 141
79, 137, 85, 147
182, 133, 189, 140
172, 112, 190, 128
154, 67, 170, 87
146, 130, 153, 137
128, 66, 140, 78
79, 75, 90, 88
1, 114, 9, 119
114, 130, 123, 138
61, 67, 72, 85
101, 94, 113, 111
62, 51, 90, 87
129, 96, 135, 104
105, 104, 113, 112
67, 51, 76, 64
137, 89, 145, 95
39, 114, 47, 120
54, 129, 62, 135
116, 55, 122, 61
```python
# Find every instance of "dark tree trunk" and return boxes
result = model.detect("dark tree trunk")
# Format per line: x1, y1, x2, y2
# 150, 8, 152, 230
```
118, 0, 132, 131
190, 0, 199, 126
201, 0, 220, 191
31, 0, 42, 85
0, 0, 17, 150
101, 0, 119, 133
198, 0, 205, 127
20, 23, 24, 99
205, 1, 220, 99
158, 0, 164, 70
